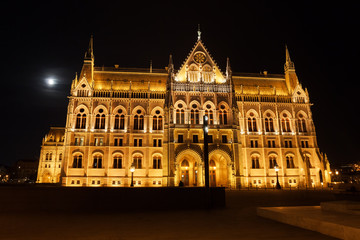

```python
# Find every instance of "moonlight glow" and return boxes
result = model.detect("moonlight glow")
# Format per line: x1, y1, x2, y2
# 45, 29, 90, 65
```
46, 78, 56, 86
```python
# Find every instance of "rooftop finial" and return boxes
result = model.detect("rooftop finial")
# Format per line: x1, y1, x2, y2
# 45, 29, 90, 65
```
197, 24, 201, 41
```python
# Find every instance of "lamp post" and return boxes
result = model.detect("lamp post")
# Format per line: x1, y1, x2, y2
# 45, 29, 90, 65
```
274, 164, 281, 189
203, 115, 209, 188
130, 163, 135, 187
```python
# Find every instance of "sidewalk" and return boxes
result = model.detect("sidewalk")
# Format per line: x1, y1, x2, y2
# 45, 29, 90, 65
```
0, 188, 340, 239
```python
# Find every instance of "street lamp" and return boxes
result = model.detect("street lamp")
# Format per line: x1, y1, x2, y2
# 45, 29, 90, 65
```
130, 163, 135, 187
274, 164, 281, 189
203, 115, 209, 188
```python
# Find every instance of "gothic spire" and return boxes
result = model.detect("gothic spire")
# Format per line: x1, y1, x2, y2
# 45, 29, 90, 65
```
197, 24, 201, 41
284, 44, 295, 71
168, 54, 174, 73
84, 35, 94, 60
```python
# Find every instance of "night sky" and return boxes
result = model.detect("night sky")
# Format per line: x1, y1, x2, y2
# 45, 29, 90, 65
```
2, 1, 359, 167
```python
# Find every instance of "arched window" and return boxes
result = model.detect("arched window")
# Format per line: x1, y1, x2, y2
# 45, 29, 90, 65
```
133, 155, 142, 169
265, 116, 274, 132
81, 114, 87, 129
49, 153, 53, 161
176, 103, 185, 124
205, 109, 214, 125
58, 153, 62, 161
190, 104, 199, 124
209, 160, 216, 167
133, 110, 144, 130
218, 105, 228, 125
297, 114, 307, 133
114, 108, 125, 130
113, 155, 122, 168
95, 115, 106, 129
93, 155, 102, 168
153, 156, 162, 169
269, 156, 277, 168
76, 114, 82, 128
251, 156, 260, 169
281, 114, 291, 132
153, 110, 163, 130
286, 156, 295, 168
72, 155, 82, 168
248, 113, 257, 132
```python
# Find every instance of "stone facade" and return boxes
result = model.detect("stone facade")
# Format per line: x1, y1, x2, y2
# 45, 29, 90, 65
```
37, 35, 331, 188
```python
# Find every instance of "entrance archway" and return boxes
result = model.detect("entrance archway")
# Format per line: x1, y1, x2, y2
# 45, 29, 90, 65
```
209, 150, 231, 187
181, 160, 190, 186
176, 149, 202, 187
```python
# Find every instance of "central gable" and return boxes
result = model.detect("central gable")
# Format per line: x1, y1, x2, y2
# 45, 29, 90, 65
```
175, 40, 226, 84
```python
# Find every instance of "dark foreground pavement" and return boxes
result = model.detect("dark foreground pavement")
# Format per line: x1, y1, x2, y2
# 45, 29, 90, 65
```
0, 187, 347, 240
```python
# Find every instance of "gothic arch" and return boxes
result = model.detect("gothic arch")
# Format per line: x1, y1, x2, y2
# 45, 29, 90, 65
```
93, 104, 109, 114
279, 110, 292, 118
296, 110, 308, 119
189, 100, 201, 109
150, 106, 164, 115
131, 105, 146, 115
175, 148, 203, 164
246, 109, 259, 118
74, 104, 90, 114
112, 105, 127, 115
263, 109, 276, 118
203, 100, 216, 110
175, 100, 187, 109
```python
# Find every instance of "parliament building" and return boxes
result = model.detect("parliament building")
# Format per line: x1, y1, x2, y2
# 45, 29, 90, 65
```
36, 32, 331, 188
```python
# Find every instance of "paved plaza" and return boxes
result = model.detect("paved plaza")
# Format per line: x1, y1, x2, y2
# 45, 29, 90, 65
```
0, 187, 346, 239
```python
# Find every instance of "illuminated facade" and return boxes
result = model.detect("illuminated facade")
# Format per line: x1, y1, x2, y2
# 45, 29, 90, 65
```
37, 33, 331, 188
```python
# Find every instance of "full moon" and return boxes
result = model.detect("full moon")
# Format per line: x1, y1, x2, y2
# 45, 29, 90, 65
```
47, 78, 55, 86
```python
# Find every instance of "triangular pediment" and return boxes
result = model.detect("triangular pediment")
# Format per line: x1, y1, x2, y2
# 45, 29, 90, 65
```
175, 40, 226, 84
292, 84, 309, 103
72, 76, 93, 97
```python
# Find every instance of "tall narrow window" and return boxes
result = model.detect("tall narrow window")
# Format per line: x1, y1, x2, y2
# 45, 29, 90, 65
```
297, 115, 307, 133
76, 114, 81, 128
248, 117, 257, 132
153, 156, 161, 169
251, 156, 260, 169
114, 109, 125, 130
113, 156, 122, 168
180, 109, 185, 124
120, 115, 125, 129
93, 155, 102, 168
114, 114, 120, 129
153, 116, 158, 130
265, 117, 274, 132
95, 113, 106, 129
269, 156, 277, 168
134, 115, 138, 130
152, 110, 163, 130
72, 155, 82, 168
195, 110, 199, 124
219, 105, 228, 125
176, 109, 180, 124
133, 156, 142, 169
286, 156, 295, 168
191, 110, 195, 124
281, 115, 291, 132
139, 115, 144, 130
81, 114, 87, 129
